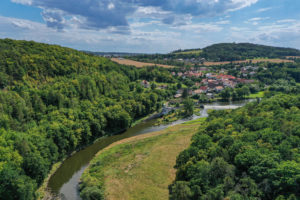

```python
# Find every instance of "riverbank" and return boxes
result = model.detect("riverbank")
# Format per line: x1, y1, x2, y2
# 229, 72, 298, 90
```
80, 121, 203, 200
37, 162, 62, 200
38, 112, 159, 200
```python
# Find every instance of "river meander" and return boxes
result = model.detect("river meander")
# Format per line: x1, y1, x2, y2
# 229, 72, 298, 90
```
47, 99, 254, 200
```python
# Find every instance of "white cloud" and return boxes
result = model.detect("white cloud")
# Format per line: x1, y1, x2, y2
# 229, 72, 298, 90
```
277, 19, 297, 24
10, 0, 259, 30
216, 20, 230, 25
256, 7, 272, 12
11, 0, 32, 5
230, 20, 300, 49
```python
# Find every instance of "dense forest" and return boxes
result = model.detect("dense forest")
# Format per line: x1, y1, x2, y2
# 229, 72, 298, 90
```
130, 43, 300, 63
0, 39, 174, 200
201, 43, 300, 61
170, 94, 300, 200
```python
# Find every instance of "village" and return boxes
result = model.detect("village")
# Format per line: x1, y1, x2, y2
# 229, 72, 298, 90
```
170, 65, 257, 99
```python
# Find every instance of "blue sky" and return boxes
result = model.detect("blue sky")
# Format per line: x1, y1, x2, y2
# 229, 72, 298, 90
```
0, 0, 299, 53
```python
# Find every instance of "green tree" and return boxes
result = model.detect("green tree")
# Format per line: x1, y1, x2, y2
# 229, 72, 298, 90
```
183, 98, 194, 116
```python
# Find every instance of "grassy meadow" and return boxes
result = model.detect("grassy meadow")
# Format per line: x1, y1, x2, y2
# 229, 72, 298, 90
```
80, 122, 203, 200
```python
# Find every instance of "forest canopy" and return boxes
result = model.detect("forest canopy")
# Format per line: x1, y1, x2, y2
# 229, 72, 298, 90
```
0, 39, 174, 199
170, 94, 300, 200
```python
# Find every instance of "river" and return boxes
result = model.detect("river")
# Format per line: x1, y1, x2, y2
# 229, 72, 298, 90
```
46, 99, 254, 200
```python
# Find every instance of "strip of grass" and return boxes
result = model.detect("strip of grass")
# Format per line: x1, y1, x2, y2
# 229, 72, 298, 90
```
183, 117, 206, 125
247, 91, 265, 98
174, 50, 203, 55
80, 123, 201, 200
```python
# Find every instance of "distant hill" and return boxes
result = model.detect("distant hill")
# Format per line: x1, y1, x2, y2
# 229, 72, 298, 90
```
200, 43, 300, 61
171, 43, 300, 61
84, 51, 145, 57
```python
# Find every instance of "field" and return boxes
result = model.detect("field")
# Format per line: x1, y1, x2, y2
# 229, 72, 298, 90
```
174, 49, 203, 55
111, 58, 175, 68
80, 122, 202, 200
203, 58, 294, 66
286, 56, 300, 59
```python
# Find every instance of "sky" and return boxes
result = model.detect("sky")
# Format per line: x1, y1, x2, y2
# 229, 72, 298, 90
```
0, 0, 300, 53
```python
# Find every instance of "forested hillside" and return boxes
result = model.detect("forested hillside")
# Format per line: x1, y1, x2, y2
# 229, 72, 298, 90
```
201, 43, 300, 61
170, 94, 300, 200
131, 43, 300, 63
0, 39, 174, 200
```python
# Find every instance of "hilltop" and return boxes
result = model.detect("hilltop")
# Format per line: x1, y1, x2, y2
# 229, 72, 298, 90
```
131, 43, 300, 63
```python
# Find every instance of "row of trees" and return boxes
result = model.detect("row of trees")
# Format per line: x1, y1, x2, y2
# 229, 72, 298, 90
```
170, 94, 300, 199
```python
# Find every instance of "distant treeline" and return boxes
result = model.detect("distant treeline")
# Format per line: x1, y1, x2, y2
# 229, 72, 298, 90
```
131, 43, 300, 62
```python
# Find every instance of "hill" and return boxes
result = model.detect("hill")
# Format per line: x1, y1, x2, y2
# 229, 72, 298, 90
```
0, 38, 174, 200
131, 43, 300, 63
200, 43, 300, 61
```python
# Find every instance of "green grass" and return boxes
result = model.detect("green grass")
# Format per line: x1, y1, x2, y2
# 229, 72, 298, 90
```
174, 49, 203, 55
183, 117, 206, 125
80, 123, 201, 200
247, 91, 265, 98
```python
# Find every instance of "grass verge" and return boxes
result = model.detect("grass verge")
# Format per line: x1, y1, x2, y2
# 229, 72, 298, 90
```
80, 122, 203, 200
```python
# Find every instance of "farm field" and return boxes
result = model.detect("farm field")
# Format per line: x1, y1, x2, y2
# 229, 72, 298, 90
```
111, 58, 175, 68
80, 122, 201, 200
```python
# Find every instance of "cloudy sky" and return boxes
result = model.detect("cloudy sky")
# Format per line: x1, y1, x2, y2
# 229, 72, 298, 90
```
0, 0, 300, 53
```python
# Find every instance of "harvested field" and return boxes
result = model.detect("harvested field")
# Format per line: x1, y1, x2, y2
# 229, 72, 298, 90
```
111, 58, 175, 68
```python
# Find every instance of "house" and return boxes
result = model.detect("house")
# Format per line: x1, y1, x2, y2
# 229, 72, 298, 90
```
201, 79, 208, 85
199, 67, 208, 71
238, 79, 255, 84
217, 74, 236, 80
192, 89, 203, 95
174, 94, 182, 98
199, 86, 208, 93
158, 85, 168, 89
141, 80, 150, 88
195, 82, 201, 87
215, 86, 224, 93
206, 93, 214, 99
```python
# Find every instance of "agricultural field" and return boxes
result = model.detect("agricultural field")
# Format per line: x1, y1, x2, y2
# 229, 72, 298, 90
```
111, 58, 175, 68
